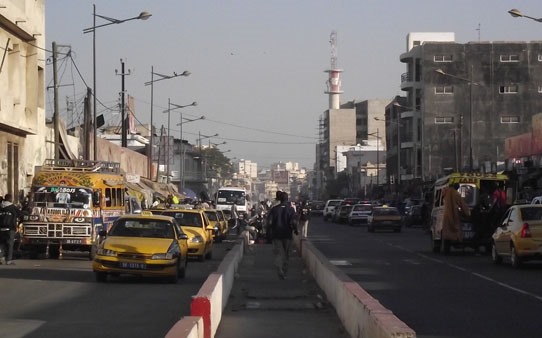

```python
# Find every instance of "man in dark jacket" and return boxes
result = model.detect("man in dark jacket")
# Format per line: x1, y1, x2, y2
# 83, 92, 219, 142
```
267, 191, 297, 279
1, 194, 24, 265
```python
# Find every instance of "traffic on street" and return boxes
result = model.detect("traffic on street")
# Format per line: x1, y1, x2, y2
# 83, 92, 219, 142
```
310, 214, 542, 338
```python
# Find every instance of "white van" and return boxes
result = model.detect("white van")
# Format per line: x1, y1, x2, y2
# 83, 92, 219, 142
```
323, 199, 343, 221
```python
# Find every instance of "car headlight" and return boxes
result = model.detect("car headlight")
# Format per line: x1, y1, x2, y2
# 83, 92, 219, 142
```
97, 248, 117, 257
189, 235, 204, 243
152, 253, 174, 260
152, 241, 178, 260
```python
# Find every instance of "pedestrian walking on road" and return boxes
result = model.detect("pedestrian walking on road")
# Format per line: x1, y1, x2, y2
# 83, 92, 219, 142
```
297, 200, 311, 238
267, 191, 297, 279
442, 183, 470, 242
0, 194, 24, 265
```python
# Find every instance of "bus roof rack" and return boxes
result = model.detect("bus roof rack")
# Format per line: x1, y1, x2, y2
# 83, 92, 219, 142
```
42, 159, 122, 174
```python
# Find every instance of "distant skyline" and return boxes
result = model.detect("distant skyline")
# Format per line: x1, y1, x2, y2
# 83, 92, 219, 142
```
45, 1, 542, 169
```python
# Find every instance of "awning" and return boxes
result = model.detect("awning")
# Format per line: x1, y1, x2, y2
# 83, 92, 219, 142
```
181, 188, 197, 200
125, 182, 145, 202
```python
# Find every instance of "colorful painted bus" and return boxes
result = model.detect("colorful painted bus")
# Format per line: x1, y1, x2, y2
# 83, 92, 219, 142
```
21, 159, 126, 259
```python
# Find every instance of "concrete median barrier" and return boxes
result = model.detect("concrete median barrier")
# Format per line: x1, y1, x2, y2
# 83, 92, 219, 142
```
165, 232, 246, 338
164, 316, 204, 338
300, 239, 416, 338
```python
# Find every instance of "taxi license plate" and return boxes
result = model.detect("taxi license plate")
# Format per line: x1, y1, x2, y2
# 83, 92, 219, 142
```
120, 262, 147, 270
65, 239, 82, 244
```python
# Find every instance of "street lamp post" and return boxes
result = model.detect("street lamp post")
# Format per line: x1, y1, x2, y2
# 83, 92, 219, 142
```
508, 8, 542, 22
176, 115, 205, 190
144, 69, 191, 181
368, 129, 381, 191
83, 5, 151, 161
435, 68, 478, 171
164, 100, 197, 184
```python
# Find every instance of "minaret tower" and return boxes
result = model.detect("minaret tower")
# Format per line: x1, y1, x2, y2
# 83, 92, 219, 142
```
324, 31, 343, 109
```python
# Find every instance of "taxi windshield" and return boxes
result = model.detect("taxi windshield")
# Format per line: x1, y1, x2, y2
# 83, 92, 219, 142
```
159, 211, 203, 228
110, 219, 174, 239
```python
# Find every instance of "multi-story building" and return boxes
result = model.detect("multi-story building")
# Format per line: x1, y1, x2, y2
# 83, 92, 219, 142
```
395, 32, 542, 190
0, 0, 45, 198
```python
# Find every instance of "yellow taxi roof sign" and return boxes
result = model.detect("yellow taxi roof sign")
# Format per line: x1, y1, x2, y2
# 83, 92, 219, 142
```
141, 211, 154, 216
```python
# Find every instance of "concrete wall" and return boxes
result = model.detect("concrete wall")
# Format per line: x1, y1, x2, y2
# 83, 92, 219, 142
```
96, 137, 149, 178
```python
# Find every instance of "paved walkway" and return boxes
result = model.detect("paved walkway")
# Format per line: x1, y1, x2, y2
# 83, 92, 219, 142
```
215, 240, 349, 338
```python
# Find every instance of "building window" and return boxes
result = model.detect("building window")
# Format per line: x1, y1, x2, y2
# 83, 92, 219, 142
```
435, 86, 454, 94
435, 117, 454, 124
500, 54, 519, 62
501, 116, 520, 123
499, 85, 518, 94
434, 55, 453, 62
538, 54, 542, 62
538, 86, 542, 93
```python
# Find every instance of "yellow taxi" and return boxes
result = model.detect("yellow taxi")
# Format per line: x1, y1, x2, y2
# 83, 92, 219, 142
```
367, 205, 402, 233
155, 208, 215, 261
492, 204, 542, 268
204, 209, 228, 242
92, 212, 189, 283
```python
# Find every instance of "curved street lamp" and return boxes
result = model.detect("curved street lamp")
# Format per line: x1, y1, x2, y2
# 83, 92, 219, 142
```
163, 100, 197, 183
83, 5, 151, 160
176, 116, 205, 188
144, 68, 191, 180
508, 9, 542, 22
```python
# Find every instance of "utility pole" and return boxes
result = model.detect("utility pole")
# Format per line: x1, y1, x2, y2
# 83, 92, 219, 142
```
84, 87, 92, 160
116, 59, 130, 147
53, 41, 60, 160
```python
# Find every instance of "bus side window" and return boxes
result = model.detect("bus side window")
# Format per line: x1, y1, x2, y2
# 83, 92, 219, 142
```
116, 188, 122, 207
93, 190, 102, 207
434, 189, 441, 208
105, 188, 112, 207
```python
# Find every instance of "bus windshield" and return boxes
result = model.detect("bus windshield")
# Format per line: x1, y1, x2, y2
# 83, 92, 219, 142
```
217, 190, 246, 205
32, 186, 92, 209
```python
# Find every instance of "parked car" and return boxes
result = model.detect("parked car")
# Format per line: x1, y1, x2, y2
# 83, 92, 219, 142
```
332, 198, 361, 223
204, 209, 227, 243
367, 206, 402, 233
155, 207, 215, 261
348, 203, 373, 226
309, 200, 325, 216
491, 204, 542, 268
323, 199, 343, 221
403, 205, 422, 227
92, 212, 189, 283
402, 198, 423, 216
337, 204, 354, 224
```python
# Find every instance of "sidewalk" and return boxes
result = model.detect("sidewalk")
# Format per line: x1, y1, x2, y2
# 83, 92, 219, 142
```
214, 240, 349, 338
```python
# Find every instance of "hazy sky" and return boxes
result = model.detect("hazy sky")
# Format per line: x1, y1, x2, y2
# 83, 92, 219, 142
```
45, 1, 542, 169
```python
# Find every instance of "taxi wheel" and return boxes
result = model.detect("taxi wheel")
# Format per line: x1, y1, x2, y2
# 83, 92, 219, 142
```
167, 265, 179, 284
95, 271, 107, 283
510, 245, 522, 269
179, 257, 187, 279
89, 245, 97, 261
491, 242, 503, 265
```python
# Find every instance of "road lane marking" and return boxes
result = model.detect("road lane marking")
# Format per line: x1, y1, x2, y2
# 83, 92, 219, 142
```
378, 237, 542, 303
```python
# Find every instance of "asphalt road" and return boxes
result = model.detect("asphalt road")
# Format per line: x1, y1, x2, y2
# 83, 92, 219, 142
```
0, 240, 236, 338
309, 216, 542, 338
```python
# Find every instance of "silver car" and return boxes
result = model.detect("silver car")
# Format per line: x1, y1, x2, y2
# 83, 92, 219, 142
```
348, 204, 373, 226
